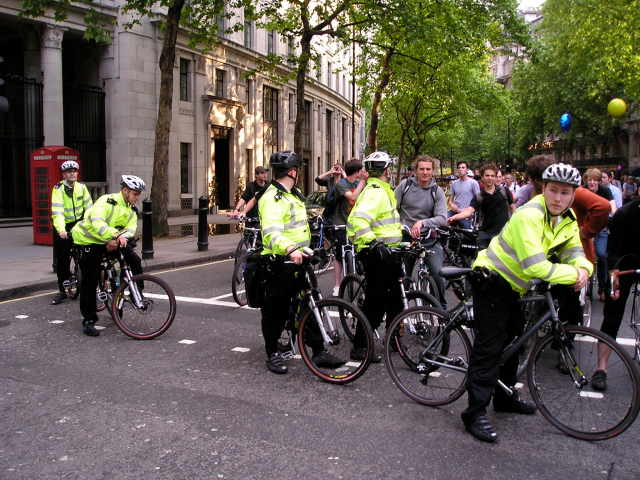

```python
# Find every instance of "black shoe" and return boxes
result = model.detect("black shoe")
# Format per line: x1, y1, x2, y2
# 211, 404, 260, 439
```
266, 353, 288, 374
82, 320, 100, 337
350, 347, 382, 363
462, 414, 498, 443
591, 370, 607, 391
494, 394, 537, 415
312, 350, 346, 369
51, 292, 67, 305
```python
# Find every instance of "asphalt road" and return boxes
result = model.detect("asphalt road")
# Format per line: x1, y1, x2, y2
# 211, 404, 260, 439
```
1, 259, 639, 479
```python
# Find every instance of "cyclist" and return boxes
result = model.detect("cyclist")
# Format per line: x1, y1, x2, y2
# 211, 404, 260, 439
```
231, 165, 268, 219
258, 151, 343, 374
592, 198, 640, 391
347, 151, 403, 361
71, 175, 145, 337
51, 160, 93, 305
448, 161, 480, 229
462, 163, 592, 443
395, 155, 447, 304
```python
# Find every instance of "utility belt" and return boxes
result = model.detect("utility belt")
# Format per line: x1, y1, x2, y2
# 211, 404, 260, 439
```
470, 267, 514, 295
244, 251, 309, 308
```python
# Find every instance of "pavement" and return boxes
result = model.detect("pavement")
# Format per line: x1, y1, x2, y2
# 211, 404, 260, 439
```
0, 219, 241, 301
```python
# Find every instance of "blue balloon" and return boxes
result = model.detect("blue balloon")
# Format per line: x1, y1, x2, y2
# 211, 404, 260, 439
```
560, 113, 572, 132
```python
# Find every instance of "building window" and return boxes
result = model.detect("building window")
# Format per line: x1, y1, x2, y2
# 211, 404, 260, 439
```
287, 37, 295, 66
243, 9, 253, 48
303, 100, 312, 151
179, 58, 191, 102
267, 30, 275, 55
247, 78, 254, 113
327, 62, 332, 88
342, 75, 346, 96
180, 143, 191, 194
215, 2, 225, 36
326, 109, 333, 168
289, 93, 296, 121
316, 58, 322, 81
342, 117, 348, 162
215, 69, 225, 97
264, 86, 279, 164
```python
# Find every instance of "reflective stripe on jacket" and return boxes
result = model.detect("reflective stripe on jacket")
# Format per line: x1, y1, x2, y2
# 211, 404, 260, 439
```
51, 181, 93, 234
347, 177, 402, 252
258, 182, 310, 256
71, 192, 138, 245
473, 194, 594, 294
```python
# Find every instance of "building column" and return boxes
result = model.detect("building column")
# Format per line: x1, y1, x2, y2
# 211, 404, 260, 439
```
41, 24, 65, 145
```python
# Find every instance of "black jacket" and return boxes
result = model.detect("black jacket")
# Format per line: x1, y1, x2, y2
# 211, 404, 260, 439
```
607, 199, 640, 269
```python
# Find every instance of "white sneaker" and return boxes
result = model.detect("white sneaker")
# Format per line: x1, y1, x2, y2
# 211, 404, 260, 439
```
332, 286, 340, 297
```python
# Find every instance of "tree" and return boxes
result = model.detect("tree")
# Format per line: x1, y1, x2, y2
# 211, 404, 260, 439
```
20, 0, 243, 236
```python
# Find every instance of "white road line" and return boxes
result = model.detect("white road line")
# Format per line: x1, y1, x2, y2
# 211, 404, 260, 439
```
579, 391, 604, 399
15, 315, 29, 319
576, 335, 636, 346
179, 339, 197, 345
231, 347, 250, 352
48, 320, 64, 325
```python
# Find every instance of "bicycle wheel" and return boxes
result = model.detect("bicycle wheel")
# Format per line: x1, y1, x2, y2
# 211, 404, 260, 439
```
231, 252, 248, 306
528, 326, 640, 440
405, 290, 441, 310
313, 238, 334, 275
111, 274, 177, 340
339, 273, 365, 307
410, 261, 439, 299
298, 297, 373, 384
233, 238, 247, 265
95, 269, 111, 313
385, 307, 471, 406
66, 255, 81, 300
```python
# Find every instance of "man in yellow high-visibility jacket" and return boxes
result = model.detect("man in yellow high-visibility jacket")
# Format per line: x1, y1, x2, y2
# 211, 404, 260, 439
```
258, 151, 343, 374
347, 151, 403, 361
51, 160, 93, 305
71, 175, 145, 337
462, 163, 592, 443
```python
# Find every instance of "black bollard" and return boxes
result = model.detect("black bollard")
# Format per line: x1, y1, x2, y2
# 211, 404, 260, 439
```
197, 195, 209, 251
142, 199, 154, 259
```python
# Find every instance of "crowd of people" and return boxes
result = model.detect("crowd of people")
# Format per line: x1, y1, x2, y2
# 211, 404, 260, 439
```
50, 150, 640, 444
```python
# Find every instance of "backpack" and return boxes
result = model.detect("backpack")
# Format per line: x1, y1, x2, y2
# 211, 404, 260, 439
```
322, 181, 340, 221
397, 179, 438, 210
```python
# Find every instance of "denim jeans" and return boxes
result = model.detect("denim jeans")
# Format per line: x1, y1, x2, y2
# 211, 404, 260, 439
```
594, 229, 609, 293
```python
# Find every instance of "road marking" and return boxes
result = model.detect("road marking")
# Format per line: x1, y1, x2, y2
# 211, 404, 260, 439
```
515, 382, 524, 390
231, 347, 250, 352
15, 314, 29, 319
576, 335, 636, 346
48, 320, 64, 325
0, 290, 57, 305
144, 292, 246, 309
95, 325, 106, 330
154, 258, 233, 275
428, 371, 441, 378
579, 391, 604, 399
345, 361, 361, 368
179, 339, 197, 345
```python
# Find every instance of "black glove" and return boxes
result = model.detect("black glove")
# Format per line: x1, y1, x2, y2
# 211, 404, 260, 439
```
370, 240, 392, 264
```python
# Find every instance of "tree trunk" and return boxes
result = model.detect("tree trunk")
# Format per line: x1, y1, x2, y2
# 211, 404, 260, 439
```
150, 0, 185, 237
366, 49, 394, 154
294, 35, 312, 160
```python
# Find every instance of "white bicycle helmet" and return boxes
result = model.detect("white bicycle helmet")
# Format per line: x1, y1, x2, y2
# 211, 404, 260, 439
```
60, 160, 80, 171
542, 163, 581, 187
120, 174, 146, 192
364, 151, 393, 173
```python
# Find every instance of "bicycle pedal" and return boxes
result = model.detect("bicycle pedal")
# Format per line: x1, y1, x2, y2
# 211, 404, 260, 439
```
62, 280, 71, 288
97, 291, 108, 302
280, 350, 296, 360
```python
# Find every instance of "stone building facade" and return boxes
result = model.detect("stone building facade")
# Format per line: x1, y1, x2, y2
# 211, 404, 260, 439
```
0, 0, 363, 218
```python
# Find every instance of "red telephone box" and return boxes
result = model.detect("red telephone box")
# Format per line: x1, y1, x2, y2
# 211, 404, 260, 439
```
30, 146, 81, 245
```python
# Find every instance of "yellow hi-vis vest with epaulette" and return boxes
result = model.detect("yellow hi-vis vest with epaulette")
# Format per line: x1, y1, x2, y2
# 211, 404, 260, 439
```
473, 194, 594, 295
71, 192, 138, 246
51, 181, 93, 234
258, 182, 311, 256
347, 177, 403, 252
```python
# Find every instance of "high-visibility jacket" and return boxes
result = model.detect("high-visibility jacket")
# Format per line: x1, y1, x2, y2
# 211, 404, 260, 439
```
347, 177, 403, 252
71, 192, 138, 246
51, 181, 93, 234
473, 194, 594, 295
258, 181, 310, 256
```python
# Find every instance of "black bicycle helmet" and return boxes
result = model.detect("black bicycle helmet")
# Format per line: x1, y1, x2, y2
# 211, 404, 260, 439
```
270, 151, 302, 171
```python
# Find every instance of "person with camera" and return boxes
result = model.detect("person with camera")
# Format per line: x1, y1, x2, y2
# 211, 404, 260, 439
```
347, 151, 403, 361
258, 151, 344, 374
50, 160, 93, 305
71, 175, 145, 337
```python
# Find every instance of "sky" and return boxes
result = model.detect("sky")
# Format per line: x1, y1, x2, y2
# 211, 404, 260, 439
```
519, 0, 544, 8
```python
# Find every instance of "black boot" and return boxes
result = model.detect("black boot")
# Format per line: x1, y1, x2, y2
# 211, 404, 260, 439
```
51, 292, 67, 305
82, 320, 100, 337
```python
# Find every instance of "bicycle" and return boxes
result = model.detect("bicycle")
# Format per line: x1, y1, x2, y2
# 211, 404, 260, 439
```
231, 217, 261, 306
62, 245, 82, 300
265, 248, 374, 384
610, 268, 640, 362
385, 269, 640, 441
436, 226, 478, 300
92, 245, 177, 339
309, 215, 334, 275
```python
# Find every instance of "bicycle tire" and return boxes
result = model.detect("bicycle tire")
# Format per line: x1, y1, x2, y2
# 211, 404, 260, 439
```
231, 252, 248, 306
410, 261, 439, 300
385, 306, 471, 406
95, 269, 111, 313
111, 274, 177, 340
66, 255, 81, 300
297, 297, 373, 384
313, 238, 334, 275
343, 248, 355, 278
528, 326, 640, 440
339, 273, 364, 307
233, 237, 247, 265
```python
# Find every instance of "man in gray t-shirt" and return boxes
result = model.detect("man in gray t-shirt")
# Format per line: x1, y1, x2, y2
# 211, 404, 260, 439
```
448, 161, 480, 229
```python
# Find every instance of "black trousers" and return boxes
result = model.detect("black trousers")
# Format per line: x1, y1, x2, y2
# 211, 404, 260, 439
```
463, 272, 524, 421
602, 274, 636, 338
79, 244, 142, 322
259, 262, 322, 357
359, 248, 403, 332
53, 221, 78, 292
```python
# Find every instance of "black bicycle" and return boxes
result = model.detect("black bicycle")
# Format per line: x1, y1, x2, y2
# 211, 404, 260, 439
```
231, 217, 261, 306
385, 269, 640, 441
63, 245, 82, 300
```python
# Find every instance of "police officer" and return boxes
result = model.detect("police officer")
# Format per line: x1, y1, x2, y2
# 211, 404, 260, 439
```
71, 175, 145, 337
51, 160, 93, 305
258, 151, 343, 374
347, 151, 403, 361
